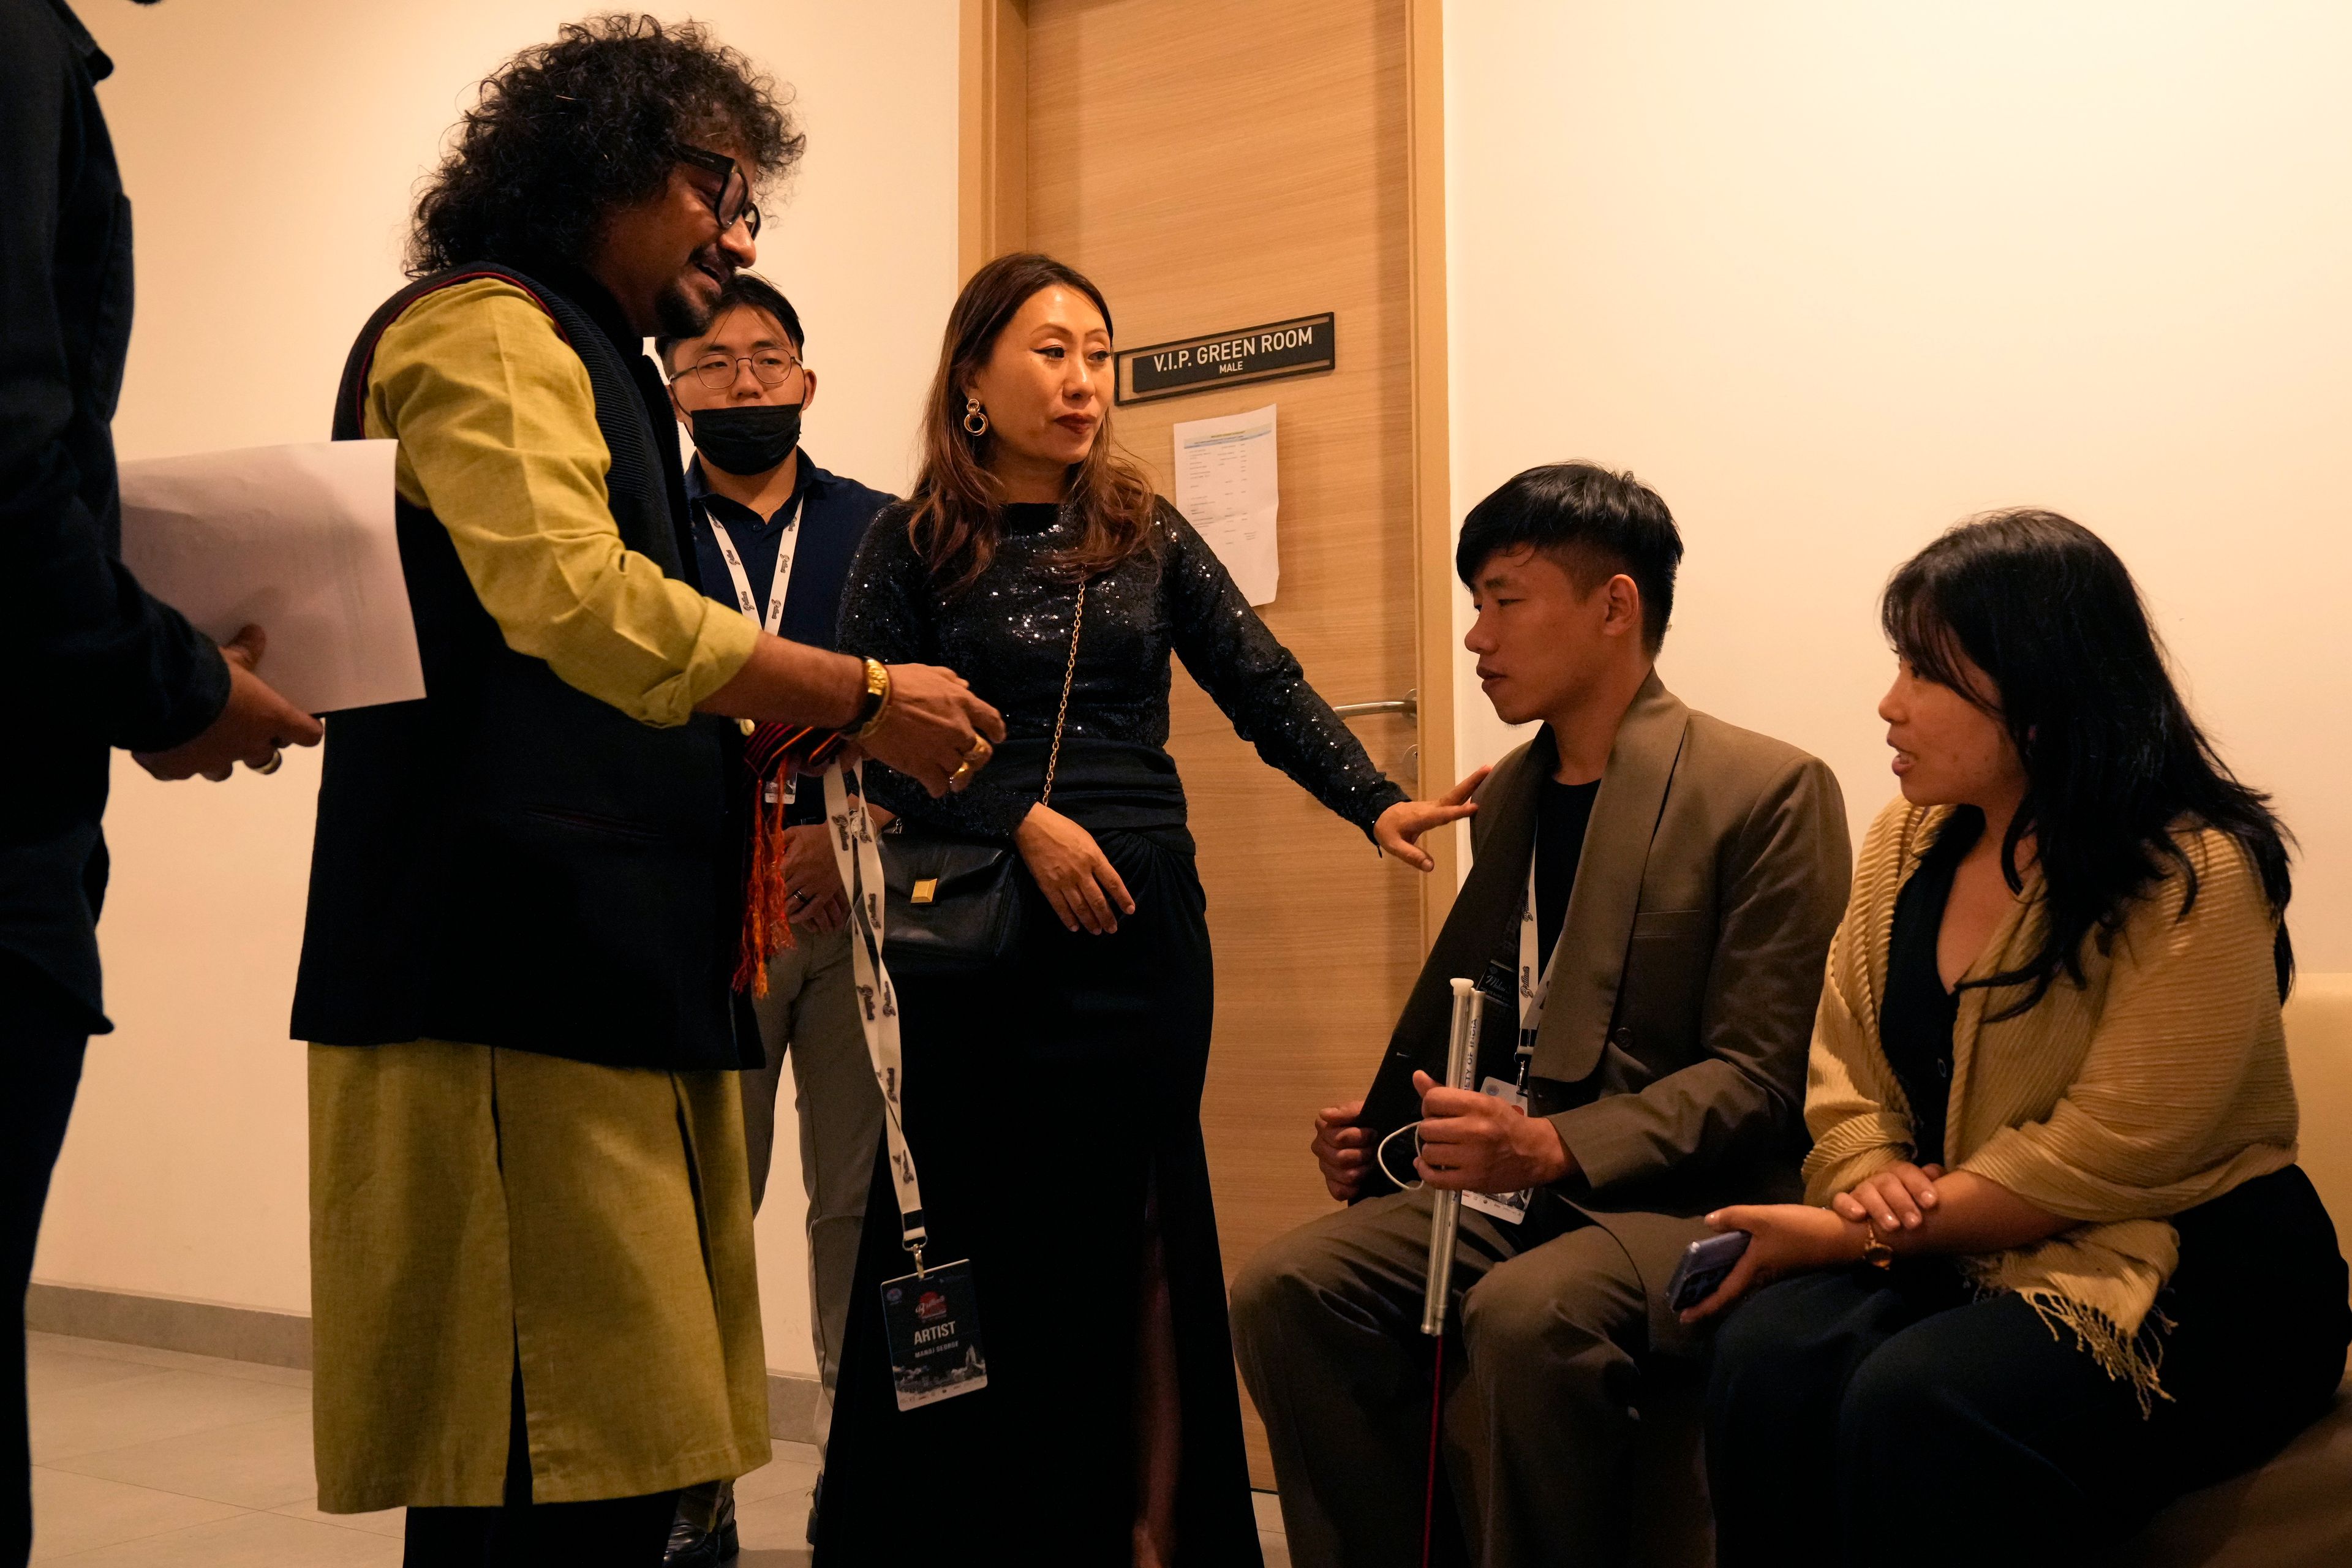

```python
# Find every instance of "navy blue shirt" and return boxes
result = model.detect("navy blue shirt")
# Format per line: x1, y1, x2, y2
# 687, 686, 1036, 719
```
685, 448, 894, 818
685, 448, 894, 651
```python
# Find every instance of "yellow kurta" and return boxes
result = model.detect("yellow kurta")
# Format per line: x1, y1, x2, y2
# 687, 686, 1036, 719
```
360, 275, 756, 723
309, 277, 770, 1510
309, 1044, 771, 1511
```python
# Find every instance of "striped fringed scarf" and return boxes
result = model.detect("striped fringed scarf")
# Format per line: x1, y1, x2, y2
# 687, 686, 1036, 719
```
734, 722, 848, 997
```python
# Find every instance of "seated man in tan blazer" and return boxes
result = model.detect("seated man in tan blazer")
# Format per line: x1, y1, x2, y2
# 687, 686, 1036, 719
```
1231, 461, 1853, 1568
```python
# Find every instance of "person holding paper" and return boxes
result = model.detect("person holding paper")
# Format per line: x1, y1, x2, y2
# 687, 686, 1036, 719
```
652, 273, 895, 1561
288, 20, 1001, 1567
1227, 462, 1852, 1568
0, 3, 319, 1561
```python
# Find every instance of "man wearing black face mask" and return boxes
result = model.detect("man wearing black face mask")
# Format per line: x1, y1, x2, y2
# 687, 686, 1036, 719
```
657, 270, 894, 1565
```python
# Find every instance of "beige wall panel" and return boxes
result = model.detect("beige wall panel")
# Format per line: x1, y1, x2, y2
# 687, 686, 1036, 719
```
1027, 0, 1417, 1485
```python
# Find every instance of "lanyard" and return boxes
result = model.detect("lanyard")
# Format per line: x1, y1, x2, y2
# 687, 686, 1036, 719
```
707, 492, 805, 636
821, 763, 932, 1268
1514, 845, 1560, 1087
710, 492, 804, 801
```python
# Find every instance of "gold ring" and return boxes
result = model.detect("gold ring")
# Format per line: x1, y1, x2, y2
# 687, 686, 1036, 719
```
949, 759, 974, 788
254, 752, 284, 775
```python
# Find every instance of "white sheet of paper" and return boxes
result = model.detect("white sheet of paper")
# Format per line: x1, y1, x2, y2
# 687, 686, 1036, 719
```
1171, 403, 1280, 605
118, 440, 422, 715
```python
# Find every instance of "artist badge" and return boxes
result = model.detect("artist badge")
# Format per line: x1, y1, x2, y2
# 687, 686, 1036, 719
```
880, 1257, 989, 1411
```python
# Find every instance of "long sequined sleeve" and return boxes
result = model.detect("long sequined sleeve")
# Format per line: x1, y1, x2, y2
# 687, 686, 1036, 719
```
837, 508, 1037, 841
1159, 503, 1408, 836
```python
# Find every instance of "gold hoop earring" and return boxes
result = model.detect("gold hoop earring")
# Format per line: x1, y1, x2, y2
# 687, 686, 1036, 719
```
963, 395, 990, 437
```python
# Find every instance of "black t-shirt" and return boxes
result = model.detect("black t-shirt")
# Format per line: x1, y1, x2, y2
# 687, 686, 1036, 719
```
1534, 775, 1602, 964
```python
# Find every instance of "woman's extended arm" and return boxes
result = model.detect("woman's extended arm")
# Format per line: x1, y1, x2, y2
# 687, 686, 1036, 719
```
1158, 505, 1408, 834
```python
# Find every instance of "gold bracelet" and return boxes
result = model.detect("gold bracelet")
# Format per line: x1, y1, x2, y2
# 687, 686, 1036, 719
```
852, 657, 894, 740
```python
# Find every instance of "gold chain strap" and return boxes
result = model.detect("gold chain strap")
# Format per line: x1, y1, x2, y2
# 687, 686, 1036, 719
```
1039, 578, 1087, 807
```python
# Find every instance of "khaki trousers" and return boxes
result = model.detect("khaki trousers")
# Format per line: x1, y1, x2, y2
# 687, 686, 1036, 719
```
1231, 1188, 1687, 1568
742, 921, 880, 1445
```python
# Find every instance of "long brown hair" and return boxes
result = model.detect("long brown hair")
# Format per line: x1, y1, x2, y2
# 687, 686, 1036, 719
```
907, 252, 1158, 594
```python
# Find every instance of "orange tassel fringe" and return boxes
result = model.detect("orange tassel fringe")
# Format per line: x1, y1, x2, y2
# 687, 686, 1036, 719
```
734, 781, 798, 997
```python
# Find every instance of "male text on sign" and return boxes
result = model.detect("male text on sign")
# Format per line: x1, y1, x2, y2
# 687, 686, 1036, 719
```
1116, 311, 1336, 404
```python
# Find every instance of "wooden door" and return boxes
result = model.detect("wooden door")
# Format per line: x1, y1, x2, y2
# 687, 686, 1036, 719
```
965, 0, 1452, 1485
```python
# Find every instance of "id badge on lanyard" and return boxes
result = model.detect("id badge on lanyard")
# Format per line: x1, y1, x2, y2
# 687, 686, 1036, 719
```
1463, 852, 1552, 1226
821, 764, 989, 1411
710, 495, 805, 805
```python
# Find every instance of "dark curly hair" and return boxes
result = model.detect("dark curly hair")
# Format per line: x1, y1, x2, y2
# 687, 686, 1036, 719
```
408, 13, 804, 277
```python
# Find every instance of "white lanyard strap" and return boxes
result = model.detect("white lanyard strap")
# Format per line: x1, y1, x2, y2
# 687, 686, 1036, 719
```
713, 494, 805, 804
1516, 848, 1559, 1079
821, 763, 929, 1262
708, 492, 805, 636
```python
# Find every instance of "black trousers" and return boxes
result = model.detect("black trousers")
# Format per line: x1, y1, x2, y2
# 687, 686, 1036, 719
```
1705, 1166, 2350, 1568
402, 1363, 677, 1567
2, 960, 89, 1568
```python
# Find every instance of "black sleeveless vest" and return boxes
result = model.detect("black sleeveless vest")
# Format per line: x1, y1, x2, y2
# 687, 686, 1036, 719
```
291, 263, 754, 1071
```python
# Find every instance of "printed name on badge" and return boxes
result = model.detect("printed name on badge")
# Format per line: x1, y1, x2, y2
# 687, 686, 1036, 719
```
880, 1257, 989, 1411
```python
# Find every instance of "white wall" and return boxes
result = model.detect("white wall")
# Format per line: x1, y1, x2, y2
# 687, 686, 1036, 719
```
1444, 2, 2352, 968
36, 0, 960, 1381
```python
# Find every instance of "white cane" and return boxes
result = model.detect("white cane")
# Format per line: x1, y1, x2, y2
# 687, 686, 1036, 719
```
1418, 977, 1483, 1566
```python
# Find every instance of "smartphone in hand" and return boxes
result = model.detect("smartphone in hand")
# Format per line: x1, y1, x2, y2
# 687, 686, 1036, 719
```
1666, 1231, 1752, 1314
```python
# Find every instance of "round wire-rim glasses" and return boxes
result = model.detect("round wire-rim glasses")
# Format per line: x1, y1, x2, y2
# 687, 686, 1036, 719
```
671, 351, 804, 393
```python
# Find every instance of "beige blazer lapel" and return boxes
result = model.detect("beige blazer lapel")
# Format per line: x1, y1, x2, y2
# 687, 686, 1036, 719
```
1529, 671, 1691, 1083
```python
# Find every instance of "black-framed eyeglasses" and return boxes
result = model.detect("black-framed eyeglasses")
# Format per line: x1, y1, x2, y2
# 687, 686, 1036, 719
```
669, 350, 804, 392
673, 143, 762, 239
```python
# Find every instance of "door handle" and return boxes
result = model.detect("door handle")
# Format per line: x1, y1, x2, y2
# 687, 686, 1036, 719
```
1332, 688, 1416, 722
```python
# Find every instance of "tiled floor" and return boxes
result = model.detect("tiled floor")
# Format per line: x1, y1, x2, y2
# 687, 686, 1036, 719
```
26, 1332, 1292, 1564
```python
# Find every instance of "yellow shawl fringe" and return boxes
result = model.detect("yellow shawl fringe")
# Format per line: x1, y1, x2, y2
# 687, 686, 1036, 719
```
1804, 799, 2299, 1407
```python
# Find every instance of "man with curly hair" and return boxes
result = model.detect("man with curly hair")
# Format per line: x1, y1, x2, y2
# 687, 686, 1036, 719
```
293, 17, 1001, 1566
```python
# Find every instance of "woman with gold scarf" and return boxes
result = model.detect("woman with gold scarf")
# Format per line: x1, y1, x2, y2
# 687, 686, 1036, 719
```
1690, 511, 2348, 1567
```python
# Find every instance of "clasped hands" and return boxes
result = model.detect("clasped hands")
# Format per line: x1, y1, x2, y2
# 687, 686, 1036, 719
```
1308, 1075, 1575, 1205
1676, 1160, 1947, 1325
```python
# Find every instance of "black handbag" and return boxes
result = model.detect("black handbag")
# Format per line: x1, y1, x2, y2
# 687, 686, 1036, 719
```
879, 577, 1087, 979
878, 832, 1024, 979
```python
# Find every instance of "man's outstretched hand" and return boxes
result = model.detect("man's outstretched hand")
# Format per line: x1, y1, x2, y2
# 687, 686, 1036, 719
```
135, 625, 322, 782
859, 662, 1006, 797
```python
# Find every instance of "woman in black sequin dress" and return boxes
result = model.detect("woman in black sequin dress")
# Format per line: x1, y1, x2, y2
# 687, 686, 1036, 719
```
813, 255, 1472, 1566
